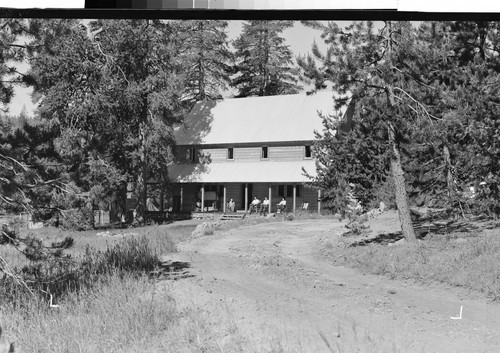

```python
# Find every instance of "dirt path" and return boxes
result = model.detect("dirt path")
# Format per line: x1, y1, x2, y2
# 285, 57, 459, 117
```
161, 219, 500, 352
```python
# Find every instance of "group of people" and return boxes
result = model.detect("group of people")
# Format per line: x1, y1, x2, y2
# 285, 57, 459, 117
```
225, 196, 287, 215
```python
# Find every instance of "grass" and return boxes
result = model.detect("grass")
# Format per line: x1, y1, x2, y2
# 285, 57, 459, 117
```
0, 274, 247, 352
324, 232, 500, 300
0, 220, 250, 352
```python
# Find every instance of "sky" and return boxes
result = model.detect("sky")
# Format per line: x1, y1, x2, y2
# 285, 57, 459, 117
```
7, 20, 332, 117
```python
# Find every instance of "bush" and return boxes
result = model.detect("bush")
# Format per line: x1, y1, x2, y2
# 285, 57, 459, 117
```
1, 233, 161, 307
59, 207, 94, 231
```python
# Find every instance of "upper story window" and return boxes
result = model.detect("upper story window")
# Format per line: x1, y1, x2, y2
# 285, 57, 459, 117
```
304, 145, 312, 159
261, 146, 268, 159
187, 148, 196, 162
227, 147, 234, 160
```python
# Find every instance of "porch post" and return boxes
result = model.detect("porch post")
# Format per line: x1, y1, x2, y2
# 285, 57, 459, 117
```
223, 185, 227, 213
318, 189, 321, 215
268, 185, 272, 214
244, 183, 248, 212
160, 187, 164, 212
201, 185, 205, 212
180, 186, 184, 212
293, 184, 297, 214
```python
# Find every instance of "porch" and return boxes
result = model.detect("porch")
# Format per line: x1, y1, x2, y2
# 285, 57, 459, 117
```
169, 182, 322, 215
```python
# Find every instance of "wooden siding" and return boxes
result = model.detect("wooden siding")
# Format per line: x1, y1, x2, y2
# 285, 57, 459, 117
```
199, 148, 227, 162
234, 147, 261, 161
177, 145, 311, 163
269, 146, 307, 161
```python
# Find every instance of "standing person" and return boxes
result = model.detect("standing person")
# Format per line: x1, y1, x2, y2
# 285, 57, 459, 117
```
277, 197, 286, 213
261, 196, 270, 215
228, 198, 236, 212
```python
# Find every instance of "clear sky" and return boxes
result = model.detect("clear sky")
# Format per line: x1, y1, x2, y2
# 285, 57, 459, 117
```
7, 20, 330, 117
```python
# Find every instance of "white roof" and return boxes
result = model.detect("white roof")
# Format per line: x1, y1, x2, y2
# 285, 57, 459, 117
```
174, 92, 340, 145
169, 160, 317, 183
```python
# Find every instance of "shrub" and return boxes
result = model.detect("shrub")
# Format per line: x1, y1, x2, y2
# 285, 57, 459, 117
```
59, 207, 94, 231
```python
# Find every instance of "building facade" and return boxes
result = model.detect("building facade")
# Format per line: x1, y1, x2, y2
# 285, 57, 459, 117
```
168, 91, 341, 214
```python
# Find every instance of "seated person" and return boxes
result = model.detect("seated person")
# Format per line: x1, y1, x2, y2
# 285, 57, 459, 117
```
196, 199, 202, 212
228, 198, 235, 212
260, 197, 270, 215
277, 197, 287, 213
250, 196, 261, 213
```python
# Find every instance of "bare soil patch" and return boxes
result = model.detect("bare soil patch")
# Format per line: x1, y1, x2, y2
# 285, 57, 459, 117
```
159, 216, 500, 352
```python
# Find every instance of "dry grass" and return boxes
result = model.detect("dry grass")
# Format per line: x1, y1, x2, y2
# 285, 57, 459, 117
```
325, 232, 500, 300
0, 274, 247, 352
0, 221, 248, 352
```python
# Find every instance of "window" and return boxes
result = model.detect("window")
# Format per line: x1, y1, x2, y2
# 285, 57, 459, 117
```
261, 146, 268, 159
227, 147, 234, 160
278, 185, 301, 197
187, 148, 196, 162
304, 145, 312, 158
278, 185, 285, 197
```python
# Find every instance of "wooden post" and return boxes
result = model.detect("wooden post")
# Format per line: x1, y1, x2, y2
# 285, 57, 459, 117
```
293, 185, 297, 214
318, 189, 321, 215
268, 185, 272, 214
244, 183, 248, 212
223, 186, 227, 213
180, 186, 184, 212
201, 185, 205, 213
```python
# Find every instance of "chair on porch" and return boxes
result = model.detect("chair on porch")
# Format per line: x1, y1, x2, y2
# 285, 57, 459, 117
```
298, 202, 309, 215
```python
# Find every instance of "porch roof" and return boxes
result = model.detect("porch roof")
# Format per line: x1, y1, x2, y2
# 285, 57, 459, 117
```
168, 160, 317, 183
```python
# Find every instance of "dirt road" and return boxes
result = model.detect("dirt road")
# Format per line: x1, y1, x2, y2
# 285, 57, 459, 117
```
161, 219, 500, 352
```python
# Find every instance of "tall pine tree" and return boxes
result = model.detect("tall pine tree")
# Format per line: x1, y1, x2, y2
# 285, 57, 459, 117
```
177, 20, 234, 106
299, 21, 451, 242
231, 21, 301, 97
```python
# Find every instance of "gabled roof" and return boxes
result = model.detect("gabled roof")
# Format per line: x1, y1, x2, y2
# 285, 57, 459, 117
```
174, 91, 341, 145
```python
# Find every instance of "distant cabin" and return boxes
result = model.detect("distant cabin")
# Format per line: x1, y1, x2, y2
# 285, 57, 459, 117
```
168, 91, 344, 214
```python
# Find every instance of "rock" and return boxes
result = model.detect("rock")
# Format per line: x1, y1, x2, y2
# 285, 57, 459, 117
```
388, 238, 405, 246
191, 221, 222, 238
379, 201, 387, 212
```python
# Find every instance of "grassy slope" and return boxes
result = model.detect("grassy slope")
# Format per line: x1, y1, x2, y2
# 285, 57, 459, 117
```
324, 230, 500, 301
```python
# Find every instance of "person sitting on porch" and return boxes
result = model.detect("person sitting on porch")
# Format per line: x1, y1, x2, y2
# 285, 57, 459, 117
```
250, 196, 261, 213
196, 199, 202, 212
260, 197, 270, 215
228, 198, 235, 212
277, 197, 287, 213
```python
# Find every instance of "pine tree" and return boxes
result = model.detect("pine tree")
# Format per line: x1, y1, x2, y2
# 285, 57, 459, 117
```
27, 19, 185, 219
177, 20, 233, 106
299, 21, 452, 242
231, 21, 302, 97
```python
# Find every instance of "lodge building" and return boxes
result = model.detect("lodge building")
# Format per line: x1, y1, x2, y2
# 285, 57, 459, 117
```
167, 91, 340, 214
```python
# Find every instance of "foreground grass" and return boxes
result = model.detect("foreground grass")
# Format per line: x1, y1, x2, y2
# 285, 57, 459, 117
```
326, 232, 500, 300
1, 273, 246, 353
0, 221, 250, 352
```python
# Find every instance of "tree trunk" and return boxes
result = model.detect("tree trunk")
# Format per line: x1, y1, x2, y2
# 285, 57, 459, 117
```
443, 144, 454, 197
137, 97, 149, 220
387, 122, 417, 243
385, 21, 417, 243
